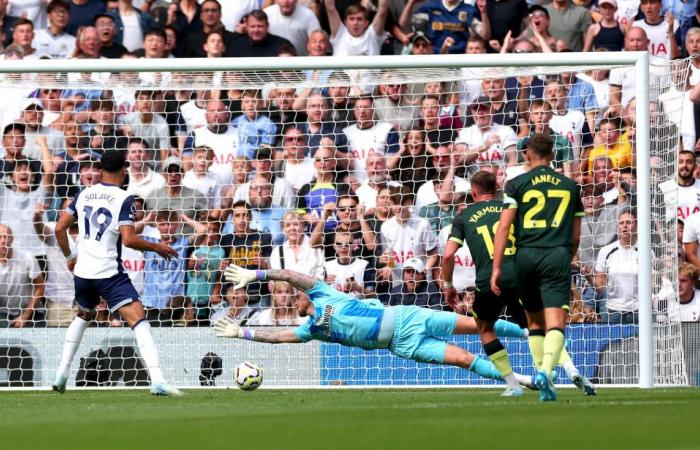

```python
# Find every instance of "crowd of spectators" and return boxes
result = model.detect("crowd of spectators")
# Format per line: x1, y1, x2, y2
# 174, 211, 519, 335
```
0, 0, 698, 328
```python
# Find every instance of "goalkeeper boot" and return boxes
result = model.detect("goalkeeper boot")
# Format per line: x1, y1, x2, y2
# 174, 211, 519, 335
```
500, 386, 524, 397
52, 374, 67, 394
150, 383, 182, 396
572, 374, 597, 396
534, 370, 557, 402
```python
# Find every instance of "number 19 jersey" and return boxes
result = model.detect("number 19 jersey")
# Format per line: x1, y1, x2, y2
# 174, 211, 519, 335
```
450, 200, 516, 292
503, 166, 584, 248
67, 182, 136, 279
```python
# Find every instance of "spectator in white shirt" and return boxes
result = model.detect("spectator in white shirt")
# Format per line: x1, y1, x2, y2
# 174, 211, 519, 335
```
264, 0, 320, 56
182, 146, 221, 209
324, 0, 390, 56
633, 0, 679, 60
678, 262, 700, 322
119, 90, 171, 166
324, 231, 374, 299
125, 137, 165, 200
33, 0, 76, 60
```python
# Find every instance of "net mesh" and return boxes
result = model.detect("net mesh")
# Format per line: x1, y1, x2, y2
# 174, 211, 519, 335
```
0, 57, 690, 388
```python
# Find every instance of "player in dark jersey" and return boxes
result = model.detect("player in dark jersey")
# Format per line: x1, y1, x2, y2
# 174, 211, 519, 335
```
444, 170, 595, 398
491, 133, 584, 401
443, 171, 522, 396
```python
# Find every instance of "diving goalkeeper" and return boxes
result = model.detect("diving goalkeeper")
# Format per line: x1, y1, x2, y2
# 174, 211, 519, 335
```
214, 265, 534, 387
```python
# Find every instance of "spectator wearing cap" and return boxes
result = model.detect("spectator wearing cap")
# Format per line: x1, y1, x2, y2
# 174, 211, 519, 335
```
583, 0, 625, 52
125, 137, 165, 200
0, 122, 44, 187
94, 14, 126, 58
10, 18, 40, 59
325, 0, 390, 56
0, 0, 20, 48
400, 0, 489, 55
264, 0, 320, 56
633, 0, 680, 60
467, 78, 519, 132
107, 0, 157, 52
384, 257, 445, 310
230, 9, 294, 58
32, 0, 76, 59
183, 0, 240, 58
231, 89, 277, 161
408, 30, 433, 54
543, 0, 592, 52
233, 145, 296, 210
67, 0, 107, 36
0, 156, 53, 264
146, 156, 207, 234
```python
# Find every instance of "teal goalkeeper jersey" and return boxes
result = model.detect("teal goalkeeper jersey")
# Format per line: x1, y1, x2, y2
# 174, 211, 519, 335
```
293, 282, 393, 350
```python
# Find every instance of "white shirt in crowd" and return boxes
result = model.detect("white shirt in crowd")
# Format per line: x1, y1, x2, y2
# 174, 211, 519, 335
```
183, 170, 221, 209
576, 73, 610, 125
0, 249, 41, 317
690, 64, 700, 87
682, 212, 700, 261
126, 167, 166, 200
192, 125, 239, 185
609, 57, 664, 107
356, 182, 379, 210
680, 289, 700, 322
659, 88, 695, 151
9, 0, 47, 28
614, 0, 641, 27
269, 235, 324, 280
455, 124, 517, 169
122, 225, 159, 295
331, 23, 383, 56
550, 109, 586, 159
415, 177, 470, 210
659, 177, 700, 221
42, 222, 76, 307
121, 12, 144, 52
438, 224, 475, 292
380, 213, 437, 285
323, 257, 370, 298
595, 241, 639, 312
247, 308, 303, 326
179, 100, 207, 135
632, 18, 679, 61
233, 177, 296, 210
32, 29, 76, 60
222, 0, 259, 32
343, 121, 395, 182
282, 158, 315, 192
264, 3, 320, 56
0, 184, 47, 257
118, 112, 170, 159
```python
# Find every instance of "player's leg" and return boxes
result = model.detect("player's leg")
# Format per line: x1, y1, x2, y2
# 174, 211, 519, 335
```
452, 314, 527, 339
53, 277, 98, 393
473, 289, 522, 395
103, 273, 181, 396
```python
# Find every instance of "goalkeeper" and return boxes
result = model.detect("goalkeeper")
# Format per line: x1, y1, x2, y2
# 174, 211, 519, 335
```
215, 265, 533, 387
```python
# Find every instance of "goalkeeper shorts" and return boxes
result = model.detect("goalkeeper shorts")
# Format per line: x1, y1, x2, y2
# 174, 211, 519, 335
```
389, 306, 457, 364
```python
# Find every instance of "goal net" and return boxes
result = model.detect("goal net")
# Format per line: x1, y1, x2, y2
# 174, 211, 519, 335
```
0, 54, 689, 388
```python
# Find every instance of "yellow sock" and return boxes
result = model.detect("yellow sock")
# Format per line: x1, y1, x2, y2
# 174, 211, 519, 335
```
542, 329, 565, 376
528, 332, 545, 371
488, 349, 514, 377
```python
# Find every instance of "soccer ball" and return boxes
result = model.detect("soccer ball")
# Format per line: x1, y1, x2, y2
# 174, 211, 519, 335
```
234, 361, 263, 391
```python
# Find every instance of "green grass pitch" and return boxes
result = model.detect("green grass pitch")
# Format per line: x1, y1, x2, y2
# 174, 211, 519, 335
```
2, 388, 699, 450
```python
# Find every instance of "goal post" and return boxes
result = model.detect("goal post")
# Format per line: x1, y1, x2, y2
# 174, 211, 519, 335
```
0, 52, 689, 389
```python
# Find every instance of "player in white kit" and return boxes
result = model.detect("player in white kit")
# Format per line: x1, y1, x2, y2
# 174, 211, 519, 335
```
52, 150, 181, 396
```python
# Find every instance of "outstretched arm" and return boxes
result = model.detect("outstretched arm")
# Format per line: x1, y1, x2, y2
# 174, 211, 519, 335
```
213, 317, 302, 343
224, 264, 317, 292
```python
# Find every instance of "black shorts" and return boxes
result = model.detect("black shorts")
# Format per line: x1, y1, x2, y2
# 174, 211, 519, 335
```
473, 287, 519, 324
514, 246, 572, 312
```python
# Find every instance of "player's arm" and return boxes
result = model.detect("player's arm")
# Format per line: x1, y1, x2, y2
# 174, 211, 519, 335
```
441, 239, 461, 307
213, 318, 302, 344
120, 225, 178, 260
491, 207, 517, 295
572, 215, 582, 260
225, 264, 318, 292
55, 209, 77, 264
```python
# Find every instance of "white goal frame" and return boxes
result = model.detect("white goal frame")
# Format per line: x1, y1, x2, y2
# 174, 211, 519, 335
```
0, 51, 655, 388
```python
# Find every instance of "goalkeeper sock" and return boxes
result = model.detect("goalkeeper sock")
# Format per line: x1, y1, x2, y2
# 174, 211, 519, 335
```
483, 340, 519, 388
541, 328, 566, 377
527, 329, 545, 371
468, 355, 503, 381
56, 316, 89, 379
558, 347, 580, 380
494, 320, 527, 338
133, 320, 166, 385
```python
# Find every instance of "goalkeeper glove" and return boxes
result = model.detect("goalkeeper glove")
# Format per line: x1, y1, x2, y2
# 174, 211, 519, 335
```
224, 264, 259, 290
213, 317, 242, 338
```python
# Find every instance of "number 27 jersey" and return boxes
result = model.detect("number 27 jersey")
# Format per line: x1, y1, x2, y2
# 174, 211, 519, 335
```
67, 182, 136, 279
504, 166, 584, 248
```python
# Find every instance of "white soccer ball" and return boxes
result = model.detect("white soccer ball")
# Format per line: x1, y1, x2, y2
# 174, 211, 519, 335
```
234, 361, 263, 391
